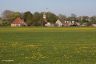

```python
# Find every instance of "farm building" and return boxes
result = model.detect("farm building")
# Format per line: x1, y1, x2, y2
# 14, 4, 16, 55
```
11, 17, 27, 27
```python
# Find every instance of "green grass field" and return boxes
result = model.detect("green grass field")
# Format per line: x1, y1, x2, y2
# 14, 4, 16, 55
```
0, 27, 96, 64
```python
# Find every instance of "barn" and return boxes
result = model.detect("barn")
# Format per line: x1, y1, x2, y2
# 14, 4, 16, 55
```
11, 17, 27, 27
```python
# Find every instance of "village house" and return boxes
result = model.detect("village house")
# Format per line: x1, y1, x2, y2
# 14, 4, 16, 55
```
45, 22, 51, 27
55, 19, 63, 27
11, 17, 27, 27
45, 22, 54, 27
55, 19, 80, 27
63, 21, 74, 26
92, 24, 96, 27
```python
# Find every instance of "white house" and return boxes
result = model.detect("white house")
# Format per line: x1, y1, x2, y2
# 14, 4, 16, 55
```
45, 22, 51, 27
92, 24, 96, 27
55, 19, 63, 27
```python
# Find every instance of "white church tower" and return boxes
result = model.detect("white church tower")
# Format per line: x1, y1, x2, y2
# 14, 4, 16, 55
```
43, 12, 47, 22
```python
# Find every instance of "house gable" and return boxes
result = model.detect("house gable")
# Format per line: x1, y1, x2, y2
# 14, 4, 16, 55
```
11, 17, 27, 27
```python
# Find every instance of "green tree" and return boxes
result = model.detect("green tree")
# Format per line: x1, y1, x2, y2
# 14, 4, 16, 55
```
0, 18, 3, 26
46, 12, 58, 23
58, 14, 66, 21
90, 16, 96, 24
80, 16, 89, 24
2, 10, 21, 22
0, 19, 10, 26
32, 12, 43, 26
23, 11, 33, 26
68, 13, 77, 21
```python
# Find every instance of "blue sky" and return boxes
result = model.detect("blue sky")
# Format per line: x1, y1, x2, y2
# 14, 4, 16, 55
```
0, 0, 96, 16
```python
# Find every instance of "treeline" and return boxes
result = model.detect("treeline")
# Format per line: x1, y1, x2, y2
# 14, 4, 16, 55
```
0, 10, 58, 26
0, 10, 96, 26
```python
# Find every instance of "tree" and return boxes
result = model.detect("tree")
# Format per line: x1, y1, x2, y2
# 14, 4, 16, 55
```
23, 11, 33, 25
0, 18, 3, 26
58, 14, 66, 22
68, 13, 77, 21
0, 19, 10, 26
32, 12, 43, 26
2, 10, 13, 19
32, 12, 58, 26
80, 16, 89, 23
71, 13, 77, 18
46, 12, 58, 23
2, 10, 21, 22
90, 16, 96, 24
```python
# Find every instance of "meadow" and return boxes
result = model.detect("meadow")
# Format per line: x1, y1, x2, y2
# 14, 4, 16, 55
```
0, 27, 96, 64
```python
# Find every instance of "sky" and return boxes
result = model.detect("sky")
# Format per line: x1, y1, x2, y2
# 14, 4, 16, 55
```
0, 0, 96, 16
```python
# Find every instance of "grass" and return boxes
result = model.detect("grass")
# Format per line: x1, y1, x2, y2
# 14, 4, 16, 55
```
0, 27, 96, 64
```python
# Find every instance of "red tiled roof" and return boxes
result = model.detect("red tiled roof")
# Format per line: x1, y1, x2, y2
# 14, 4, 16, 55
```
12, 17, 25, 24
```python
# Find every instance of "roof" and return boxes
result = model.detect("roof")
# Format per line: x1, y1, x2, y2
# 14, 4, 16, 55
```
12, 17, 25, 24
56, 19, 62, 24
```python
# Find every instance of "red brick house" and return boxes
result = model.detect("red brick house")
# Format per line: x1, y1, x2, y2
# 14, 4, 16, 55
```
11, 17, 27, 27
